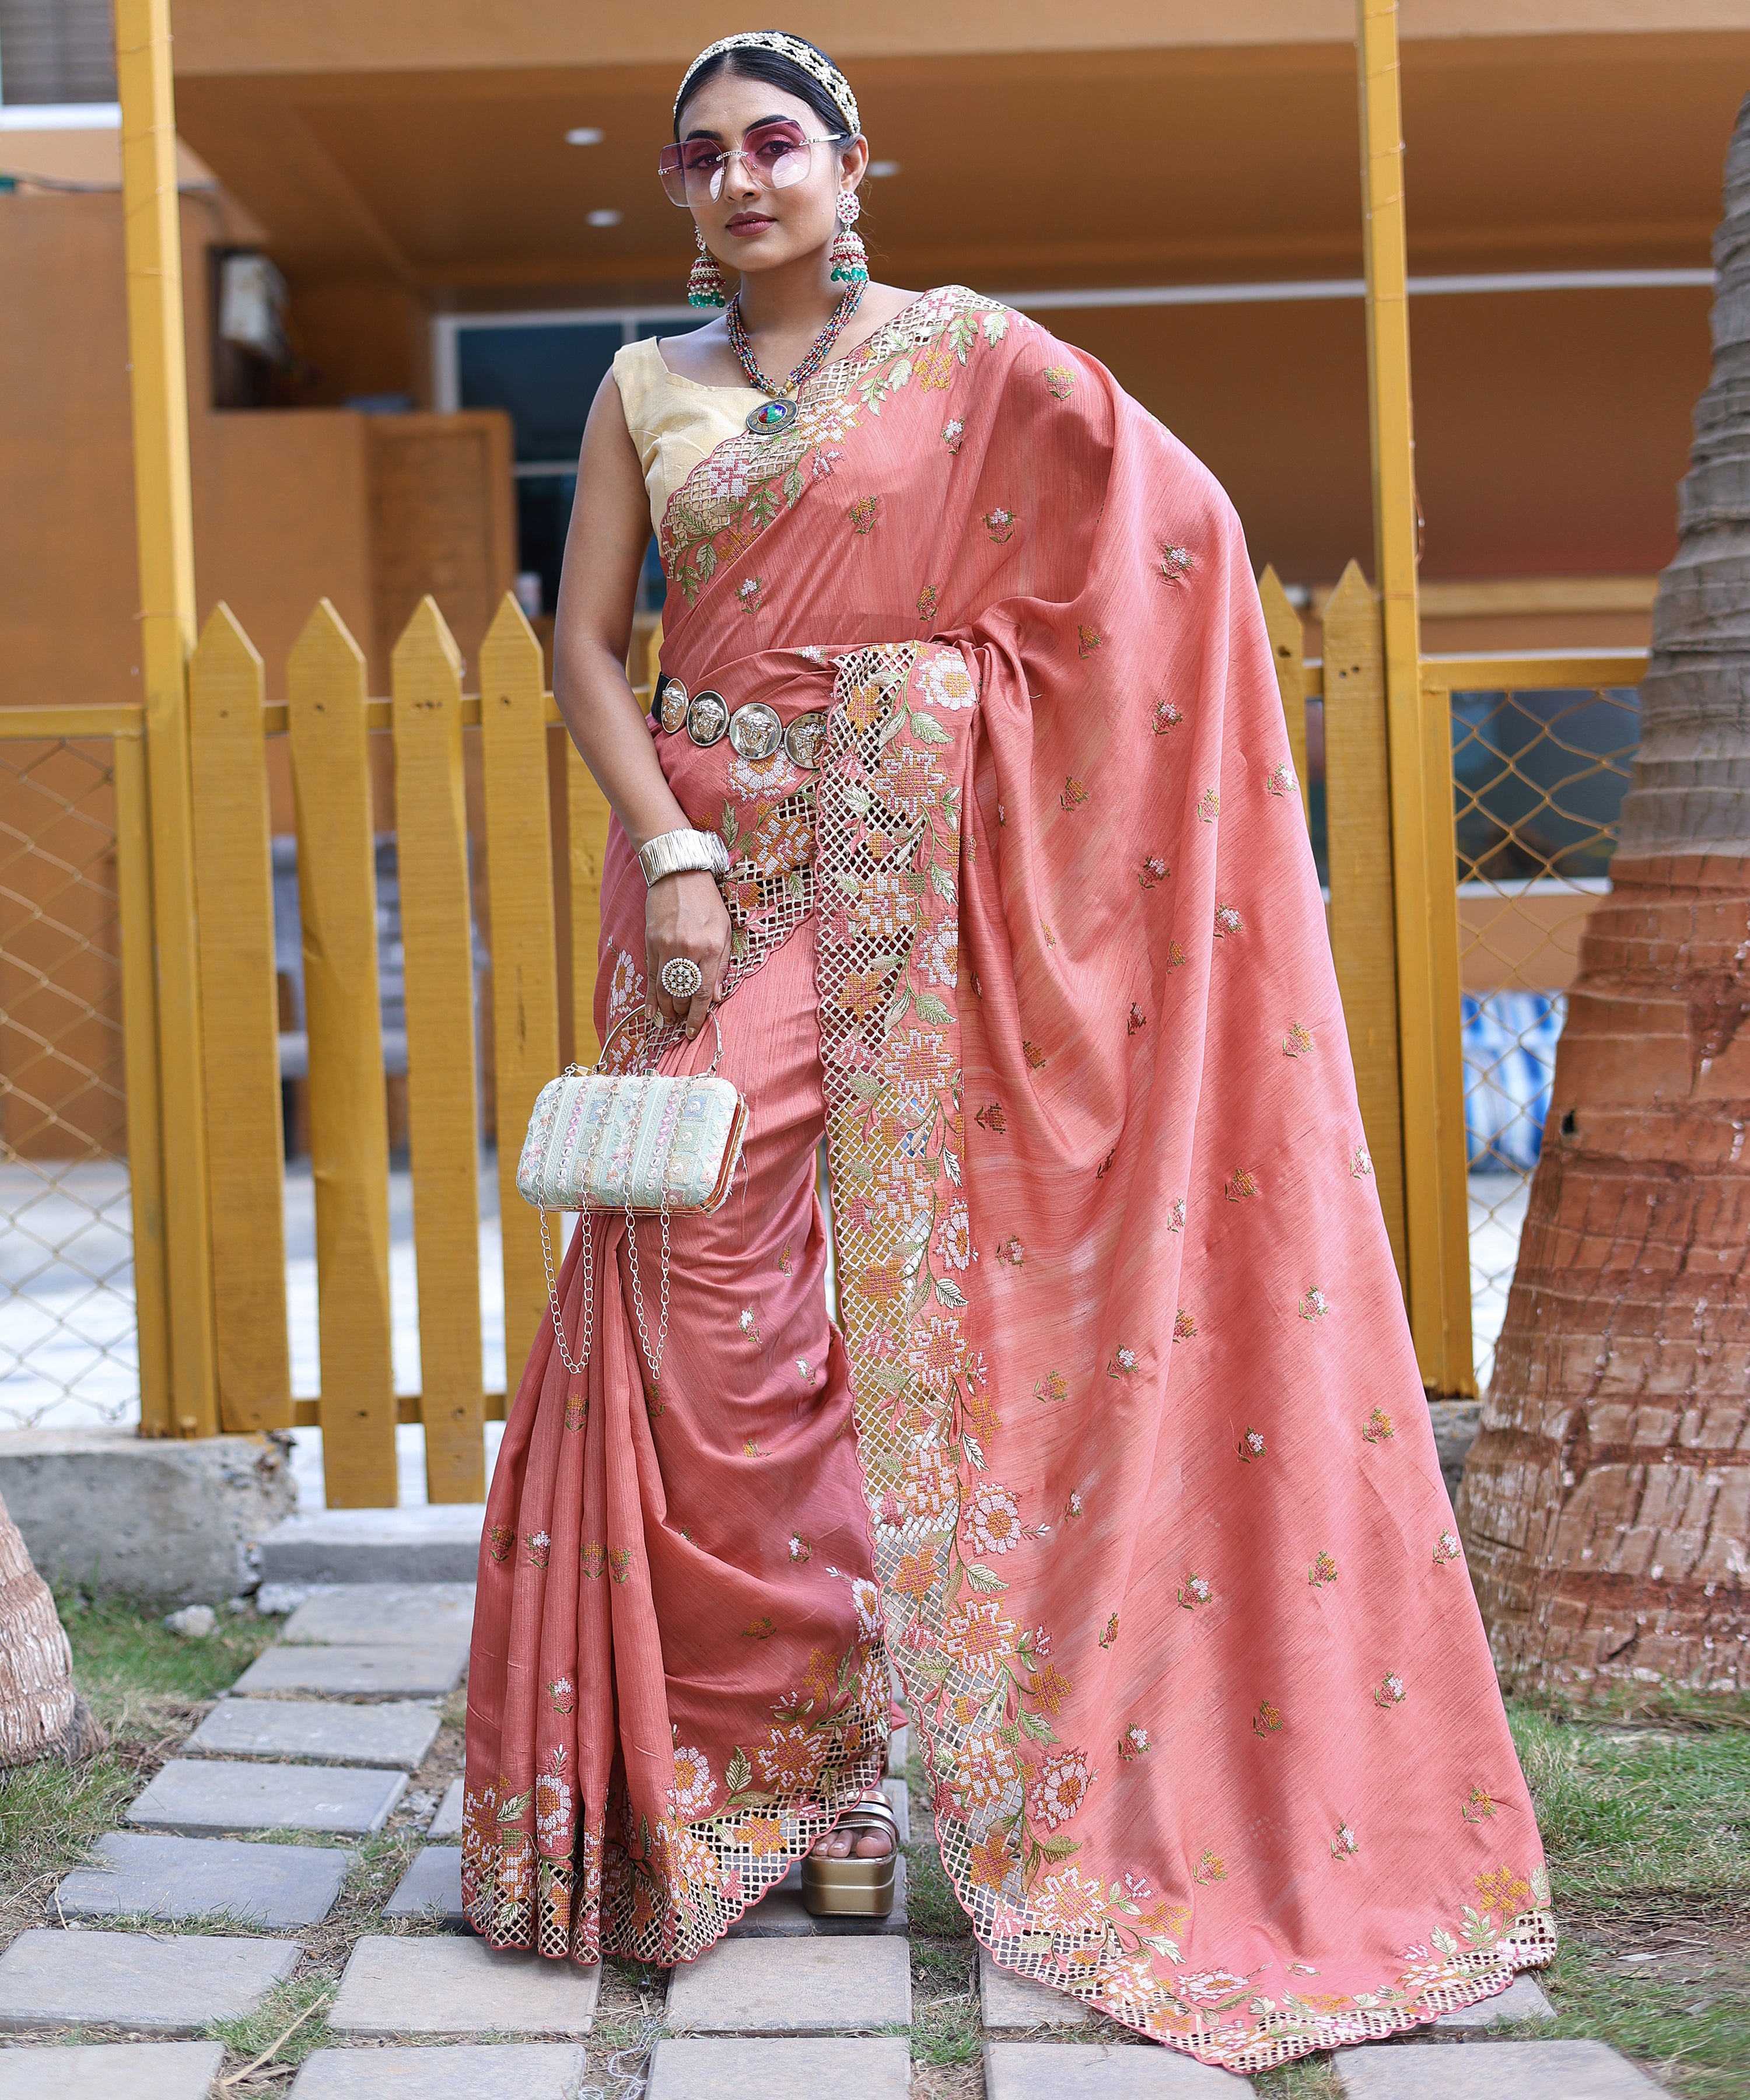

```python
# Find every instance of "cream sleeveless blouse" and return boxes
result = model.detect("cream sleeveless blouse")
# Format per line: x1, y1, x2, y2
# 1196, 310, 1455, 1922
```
611, 337, 766, 537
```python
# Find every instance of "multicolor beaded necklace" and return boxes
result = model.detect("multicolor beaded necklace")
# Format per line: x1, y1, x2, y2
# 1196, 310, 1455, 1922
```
727, 283, 865, 435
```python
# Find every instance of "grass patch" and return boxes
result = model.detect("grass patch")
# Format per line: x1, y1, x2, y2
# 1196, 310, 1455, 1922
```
1510, 1704, 1750, 1906
1254, 2059, 1344, 2100
912, 1937, 979, 2065
60, 1588, 276, 1710
1527, 1934, 1750, 2100
0, 1595, 278, 1954
206, 1972, 336, 2073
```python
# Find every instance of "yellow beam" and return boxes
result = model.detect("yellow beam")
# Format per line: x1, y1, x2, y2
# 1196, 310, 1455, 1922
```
0, 707, 145, 741
116, 0, 218, 1434
1420, 650, 1650, 695
1257, 566, 1311, 825
114, 732, 171, 1436
1357, 0, 1471, 1394
1324, 564, 1407, 1283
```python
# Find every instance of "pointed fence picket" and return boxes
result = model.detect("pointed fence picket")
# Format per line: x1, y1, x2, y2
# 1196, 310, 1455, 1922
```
393, 598, 485, 1504
480, 598, 561, 1415
286, 600, 397, 1508
188, 606, 292, 1432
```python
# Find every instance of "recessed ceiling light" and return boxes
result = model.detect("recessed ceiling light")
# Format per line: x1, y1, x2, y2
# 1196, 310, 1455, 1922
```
587, 208, 622, 228
566, 126, 604, 146
867, 159, 901, 178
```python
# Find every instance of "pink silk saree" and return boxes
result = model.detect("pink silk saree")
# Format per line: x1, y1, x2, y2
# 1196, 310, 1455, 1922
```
464, 285, 1553, 2070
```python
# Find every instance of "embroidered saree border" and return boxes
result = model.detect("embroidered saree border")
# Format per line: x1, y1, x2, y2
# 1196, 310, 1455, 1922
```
814, 643, 1555, 2074
462, 1645, 888, 1965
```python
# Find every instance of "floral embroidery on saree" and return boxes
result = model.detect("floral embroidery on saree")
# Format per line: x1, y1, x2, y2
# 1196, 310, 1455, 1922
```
659, 288, 1009, 603
810, 640, 1554, 2073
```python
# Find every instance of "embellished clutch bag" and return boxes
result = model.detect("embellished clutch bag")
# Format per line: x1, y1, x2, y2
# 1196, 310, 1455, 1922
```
516, 1051, 747, 1217
516, 1012, 747, 1383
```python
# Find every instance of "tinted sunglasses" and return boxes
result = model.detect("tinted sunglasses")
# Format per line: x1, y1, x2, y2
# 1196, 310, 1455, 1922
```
659, 118, 846, 206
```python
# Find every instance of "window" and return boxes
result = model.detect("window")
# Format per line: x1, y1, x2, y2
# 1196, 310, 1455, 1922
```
0, 0, 117, 104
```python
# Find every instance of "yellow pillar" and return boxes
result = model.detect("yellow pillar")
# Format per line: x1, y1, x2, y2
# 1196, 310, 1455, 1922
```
117, 0, 219, 1434
1356, 0, 1473, 1394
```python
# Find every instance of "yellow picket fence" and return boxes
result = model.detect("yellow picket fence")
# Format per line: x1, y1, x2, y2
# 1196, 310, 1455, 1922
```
180, 593, 616, 1502
1258, 569, 1648, 1396
0, 585, 1650, 1496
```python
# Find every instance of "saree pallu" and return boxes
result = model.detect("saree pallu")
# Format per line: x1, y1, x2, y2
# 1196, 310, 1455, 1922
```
466, 286, 1554, 2070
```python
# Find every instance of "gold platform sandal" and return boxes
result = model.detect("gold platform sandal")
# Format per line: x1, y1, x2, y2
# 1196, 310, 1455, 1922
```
801, 1791, 899, 1918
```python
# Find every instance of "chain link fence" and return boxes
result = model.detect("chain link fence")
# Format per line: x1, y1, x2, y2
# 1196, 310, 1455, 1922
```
0, 736, 139, 1429
1453, 681, 1641, 1391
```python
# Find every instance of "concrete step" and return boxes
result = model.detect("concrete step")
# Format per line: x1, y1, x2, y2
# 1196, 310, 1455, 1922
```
383, 1845, 466, 1927
979, 1945, 1090, 2029
230, 1642, 466, 1699
664, 1934, 911, 2035
279, 1583, 475, 1646
1334, 2039, 1662, 2097
183, 1696, 441, 1770
428, 1776, 463, 1839
258, 1506, 484, 1587
985, 2041, 1251, 2095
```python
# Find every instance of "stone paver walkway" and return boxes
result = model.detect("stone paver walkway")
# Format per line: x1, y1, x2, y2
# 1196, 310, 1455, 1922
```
647, 2035, 913, 2098
0, 1928, 300, 2034
128, 1756, 406, 1837
985, 2041, 1251, 2096
57, 1831, 355, 1930
666, 1934, 911, 2035
0, 1569, 1662, 2100
327, 1935, 601, 2037
290, 2042, 589, 2096
1334, 2036, 1664, 2096
0, 2039, 225, 2099
184, 1695, 440, 1768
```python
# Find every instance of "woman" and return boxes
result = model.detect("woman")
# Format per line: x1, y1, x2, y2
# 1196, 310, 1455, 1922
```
464, 30, 1554, 2070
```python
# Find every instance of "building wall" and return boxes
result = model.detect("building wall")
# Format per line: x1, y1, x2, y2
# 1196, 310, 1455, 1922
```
0, 189, 510, 709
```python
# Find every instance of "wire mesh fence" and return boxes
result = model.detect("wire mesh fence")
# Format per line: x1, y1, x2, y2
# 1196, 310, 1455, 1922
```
1452, 681, 1641, 1391
0, 736, 139, 1429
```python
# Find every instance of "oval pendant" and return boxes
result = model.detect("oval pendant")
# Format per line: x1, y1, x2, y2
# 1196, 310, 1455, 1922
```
745, 397, 798, 435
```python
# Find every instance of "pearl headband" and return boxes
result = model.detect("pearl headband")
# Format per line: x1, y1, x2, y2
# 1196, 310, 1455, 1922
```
674, 32, 860, 137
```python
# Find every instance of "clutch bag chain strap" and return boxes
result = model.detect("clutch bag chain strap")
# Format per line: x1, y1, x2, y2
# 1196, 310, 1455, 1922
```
529, 1010, 733, 1388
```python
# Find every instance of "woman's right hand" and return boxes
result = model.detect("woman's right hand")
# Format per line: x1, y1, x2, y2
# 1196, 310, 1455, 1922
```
647, 869, 733, 1037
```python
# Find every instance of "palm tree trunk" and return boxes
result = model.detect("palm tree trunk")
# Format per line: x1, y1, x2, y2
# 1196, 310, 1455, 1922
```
1455, 94, 1750, 1698
0, 1489, 86, 1764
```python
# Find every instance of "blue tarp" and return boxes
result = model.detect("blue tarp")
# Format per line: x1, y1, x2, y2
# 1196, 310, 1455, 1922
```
1461, 992, 1566, 1171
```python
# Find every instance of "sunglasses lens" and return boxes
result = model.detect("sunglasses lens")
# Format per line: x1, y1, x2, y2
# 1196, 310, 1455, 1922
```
658, 122, 823, 205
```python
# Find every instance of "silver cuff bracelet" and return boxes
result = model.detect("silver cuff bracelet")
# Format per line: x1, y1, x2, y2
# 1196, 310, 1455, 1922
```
638, 827, 730, 888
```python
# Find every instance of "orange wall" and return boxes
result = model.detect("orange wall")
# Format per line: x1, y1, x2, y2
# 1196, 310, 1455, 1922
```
0, 190, 514, 708
0, 191, 376, 708
1058, 283, 1704, 587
